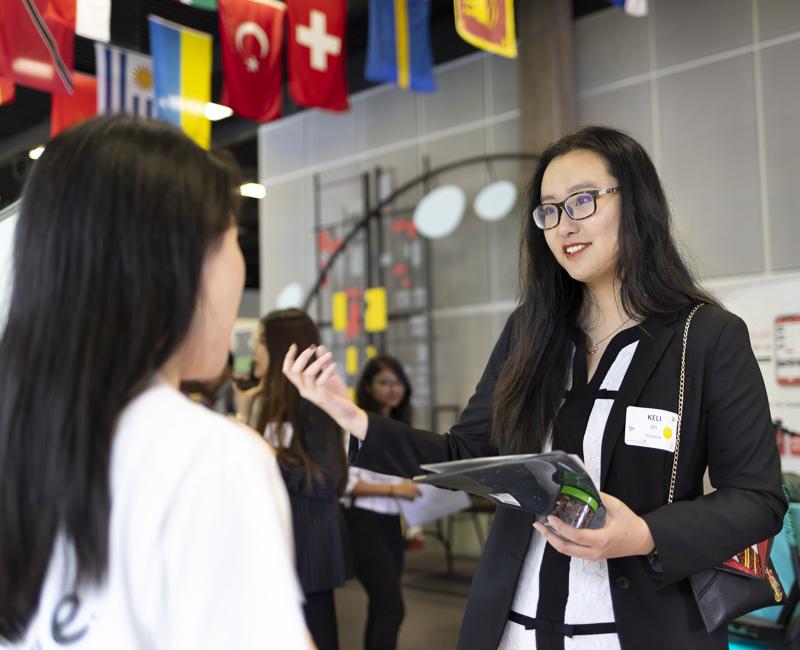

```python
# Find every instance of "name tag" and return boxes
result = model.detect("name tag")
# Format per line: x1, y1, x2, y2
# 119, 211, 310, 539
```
624, 406, 678, 453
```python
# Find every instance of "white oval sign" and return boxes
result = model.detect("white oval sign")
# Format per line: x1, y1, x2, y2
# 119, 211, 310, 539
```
275, 282, 304, 309
413, 185, 466, 239
474, 180, 517, 222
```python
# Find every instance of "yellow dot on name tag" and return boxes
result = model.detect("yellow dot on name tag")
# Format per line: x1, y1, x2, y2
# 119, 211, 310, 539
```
662, 427, 673, 439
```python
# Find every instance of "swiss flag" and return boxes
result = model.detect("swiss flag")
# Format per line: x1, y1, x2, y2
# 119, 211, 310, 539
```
218, 0, 286, 122
286, 0, 348, 111
50, 71, 96, 137
0, 0, 75, 94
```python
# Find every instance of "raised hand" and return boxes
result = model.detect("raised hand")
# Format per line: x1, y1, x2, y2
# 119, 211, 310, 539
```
282, 344, 369, 440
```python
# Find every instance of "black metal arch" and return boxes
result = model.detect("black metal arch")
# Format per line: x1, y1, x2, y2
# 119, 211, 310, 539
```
303, 151, 539, 310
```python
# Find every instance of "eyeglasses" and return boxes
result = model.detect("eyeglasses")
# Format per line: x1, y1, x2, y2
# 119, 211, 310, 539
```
532, 187, 620, 230
373, 379, 404, 389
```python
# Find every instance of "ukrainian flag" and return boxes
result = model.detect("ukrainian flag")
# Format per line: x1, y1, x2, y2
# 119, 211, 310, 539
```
148, 15, 212, 149
365, 0, 436, 93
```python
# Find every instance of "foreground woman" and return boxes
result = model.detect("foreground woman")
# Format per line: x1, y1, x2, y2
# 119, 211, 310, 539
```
0, 116, 310, 649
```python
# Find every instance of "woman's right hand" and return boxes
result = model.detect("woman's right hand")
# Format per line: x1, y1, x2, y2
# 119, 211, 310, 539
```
283, 344, 369, 440
393, 481, 422, 501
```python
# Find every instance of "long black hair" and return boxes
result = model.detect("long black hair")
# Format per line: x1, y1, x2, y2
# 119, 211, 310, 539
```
492, 125, 717, 452
0, 115, 241, 641
356, 355, 412, 425
254, 309, 348, 495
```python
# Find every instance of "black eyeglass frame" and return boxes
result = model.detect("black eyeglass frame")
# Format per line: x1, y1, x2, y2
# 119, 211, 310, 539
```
532, 186, 620, 230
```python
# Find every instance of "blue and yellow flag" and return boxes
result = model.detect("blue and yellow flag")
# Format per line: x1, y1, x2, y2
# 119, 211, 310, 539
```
148, 15, 212, 149
365, 0, 435, 92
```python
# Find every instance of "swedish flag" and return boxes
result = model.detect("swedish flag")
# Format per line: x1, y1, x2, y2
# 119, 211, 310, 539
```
365, 0, 436, 93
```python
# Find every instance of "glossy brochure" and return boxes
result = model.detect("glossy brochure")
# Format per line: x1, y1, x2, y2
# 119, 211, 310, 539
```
415, 451, 606, 529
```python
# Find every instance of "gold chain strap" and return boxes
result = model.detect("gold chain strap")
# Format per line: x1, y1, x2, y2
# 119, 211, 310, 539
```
667, 303, 705, 505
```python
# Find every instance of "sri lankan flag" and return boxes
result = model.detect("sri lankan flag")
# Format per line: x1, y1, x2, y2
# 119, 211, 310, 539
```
365, 0, 435, 92
0, 76, 14, 106
454, 0, 517, 59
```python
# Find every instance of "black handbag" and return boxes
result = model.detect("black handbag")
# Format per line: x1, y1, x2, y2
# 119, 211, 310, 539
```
669, 304, 784, 632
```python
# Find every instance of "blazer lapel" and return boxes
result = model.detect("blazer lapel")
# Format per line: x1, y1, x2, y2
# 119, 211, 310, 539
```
599, 316, 677, 489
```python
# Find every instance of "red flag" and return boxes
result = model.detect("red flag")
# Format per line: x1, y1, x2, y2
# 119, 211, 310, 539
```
0, 76, 15, 105
50, 72, 96, 137
218, 0, 286, 122
286, 0, 348, 111
0, 0, 75, 94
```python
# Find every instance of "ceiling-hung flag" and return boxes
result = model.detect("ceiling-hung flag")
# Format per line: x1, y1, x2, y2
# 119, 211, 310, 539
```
94, 43, 154, 117
287, 0, 348, 111
74, 0, 111, 42
148, 15, 212, 149
610, 0, 648, 16
0, 0, 75, 94
454, 0, 517, 59
0, 77, 14, 105
50, 71, 96, 137
178, 0, 217, 9
365, 0, 435, 92
218, 0, 286, 122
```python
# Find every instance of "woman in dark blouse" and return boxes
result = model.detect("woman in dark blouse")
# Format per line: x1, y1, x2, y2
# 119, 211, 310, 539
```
249, 309, 348, 650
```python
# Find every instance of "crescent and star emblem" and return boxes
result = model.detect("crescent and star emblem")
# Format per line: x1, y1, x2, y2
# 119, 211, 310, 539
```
235, 21, 270, 73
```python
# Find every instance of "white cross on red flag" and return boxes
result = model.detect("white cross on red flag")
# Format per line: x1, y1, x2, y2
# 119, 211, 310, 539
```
218, 0, 286, 122
287, 0, 348, 112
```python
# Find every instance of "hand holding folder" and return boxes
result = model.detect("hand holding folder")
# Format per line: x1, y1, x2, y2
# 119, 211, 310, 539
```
414, 451, 606, 529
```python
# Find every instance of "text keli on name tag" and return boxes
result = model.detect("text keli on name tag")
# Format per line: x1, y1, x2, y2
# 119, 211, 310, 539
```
624, 406, 678, 453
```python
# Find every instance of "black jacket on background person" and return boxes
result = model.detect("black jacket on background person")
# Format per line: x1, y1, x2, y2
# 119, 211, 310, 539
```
278, 402, 348, 595
352, 304, 787, 650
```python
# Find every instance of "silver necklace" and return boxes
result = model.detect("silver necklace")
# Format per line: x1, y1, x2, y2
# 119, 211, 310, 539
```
585, 317, 632, 355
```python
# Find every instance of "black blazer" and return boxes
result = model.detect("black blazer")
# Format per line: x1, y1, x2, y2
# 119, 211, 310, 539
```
353, 305, 786, 650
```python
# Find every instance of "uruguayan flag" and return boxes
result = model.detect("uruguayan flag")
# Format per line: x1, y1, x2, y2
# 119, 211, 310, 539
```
94, 43, 154, 118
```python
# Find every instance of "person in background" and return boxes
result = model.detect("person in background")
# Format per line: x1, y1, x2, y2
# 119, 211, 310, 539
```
248, 309, 349, 650
0, 116, 311, 649
344, 355, 422, 650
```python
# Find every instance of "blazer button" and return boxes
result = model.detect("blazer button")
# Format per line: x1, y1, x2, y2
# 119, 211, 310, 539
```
615, 576, 630, 590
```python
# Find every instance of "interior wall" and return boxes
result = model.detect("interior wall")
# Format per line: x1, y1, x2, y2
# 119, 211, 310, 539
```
575, 0, 800, 277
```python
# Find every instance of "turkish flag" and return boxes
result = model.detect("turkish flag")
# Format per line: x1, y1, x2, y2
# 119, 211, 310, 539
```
50, 71, 96, 137
0, 0, 75, 94
286, 0, 348, 111
0, 76, 14, 105
218, 0, 286, 122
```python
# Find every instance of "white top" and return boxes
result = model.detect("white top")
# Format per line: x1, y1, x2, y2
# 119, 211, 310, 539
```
498, 341, 640, 650
346, 467, 405, 515
8, 381, 309, 650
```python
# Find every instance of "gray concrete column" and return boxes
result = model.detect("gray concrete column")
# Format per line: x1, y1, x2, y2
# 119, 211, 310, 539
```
518, 0, 576, 154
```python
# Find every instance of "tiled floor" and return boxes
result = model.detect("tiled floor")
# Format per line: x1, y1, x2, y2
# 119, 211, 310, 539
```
335, 545, 477, 649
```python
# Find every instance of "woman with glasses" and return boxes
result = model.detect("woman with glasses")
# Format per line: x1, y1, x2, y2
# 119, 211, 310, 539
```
282, 126, 785, 649
0, 116, 310, 648
246, 309, 349, 650
344, 356, 421, 650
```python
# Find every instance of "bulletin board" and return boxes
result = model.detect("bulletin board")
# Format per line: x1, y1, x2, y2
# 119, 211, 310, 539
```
709, 274, 800, 472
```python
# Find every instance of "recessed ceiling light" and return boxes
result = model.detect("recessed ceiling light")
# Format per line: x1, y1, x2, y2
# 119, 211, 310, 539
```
239, 182, 266, 199
204, 102, 234, 121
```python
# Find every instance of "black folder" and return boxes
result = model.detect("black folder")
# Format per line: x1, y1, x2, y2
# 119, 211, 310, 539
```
414, 452, 606, 529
